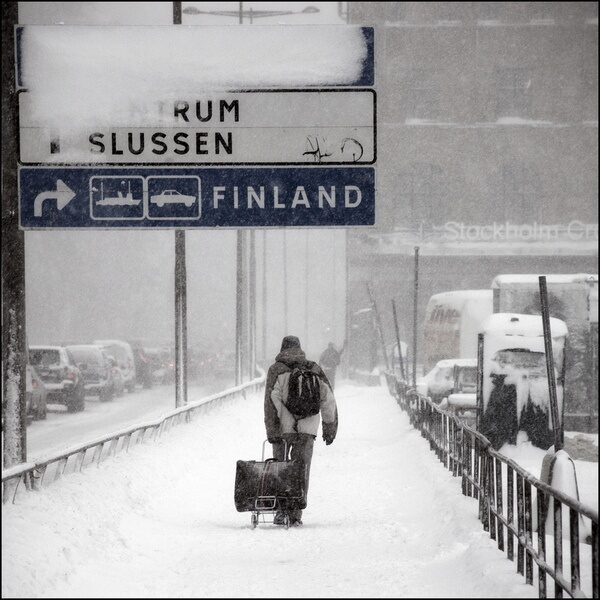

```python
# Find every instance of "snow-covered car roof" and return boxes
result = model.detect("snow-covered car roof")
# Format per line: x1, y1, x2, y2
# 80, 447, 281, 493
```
93, 339, 132, 349
29, 345, 65, 351
434, 358, 478, 369
492, 273, 597, 287
480, 313, 568, 338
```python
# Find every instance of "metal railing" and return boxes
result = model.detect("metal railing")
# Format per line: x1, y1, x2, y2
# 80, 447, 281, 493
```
2, 372, 265, 504
384, 371, 599, 599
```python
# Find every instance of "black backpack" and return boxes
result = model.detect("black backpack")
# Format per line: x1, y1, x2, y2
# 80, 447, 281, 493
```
286, 365, 322, 419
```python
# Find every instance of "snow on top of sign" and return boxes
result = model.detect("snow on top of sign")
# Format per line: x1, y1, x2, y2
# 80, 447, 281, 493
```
492, 273, 598, 287
20, 25, 368, 129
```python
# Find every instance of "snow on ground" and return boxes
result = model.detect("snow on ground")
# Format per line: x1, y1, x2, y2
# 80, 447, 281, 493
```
3, 383, 537, 598
26, 379, 232, 460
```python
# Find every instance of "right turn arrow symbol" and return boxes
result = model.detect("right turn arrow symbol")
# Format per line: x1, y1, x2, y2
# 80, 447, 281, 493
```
34, 180, 76, 217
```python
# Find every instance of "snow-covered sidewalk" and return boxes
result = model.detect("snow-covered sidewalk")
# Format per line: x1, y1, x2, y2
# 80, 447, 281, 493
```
2, 383, 536, 598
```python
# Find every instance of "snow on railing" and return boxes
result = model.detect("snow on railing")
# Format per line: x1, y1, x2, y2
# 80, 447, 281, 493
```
1, 370, 265, 504
383, 371, 599, 599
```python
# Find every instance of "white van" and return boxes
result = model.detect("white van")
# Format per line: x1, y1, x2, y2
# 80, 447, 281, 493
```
422, 290, 493, 372
93, 339, 136, 392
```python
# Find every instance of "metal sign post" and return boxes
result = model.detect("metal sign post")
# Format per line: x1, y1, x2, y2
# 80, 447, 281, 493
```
2, 1, 27, 469
539, 276, 563, 450
412, 246, 420, 387
173, 1, 187, 408
391, 299, 407, 381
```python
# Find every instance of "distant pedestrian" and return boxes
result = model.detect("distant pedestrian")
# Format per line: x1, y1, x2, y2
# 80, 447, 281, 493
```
319, 341, 345, 390
264, 335, 338, 527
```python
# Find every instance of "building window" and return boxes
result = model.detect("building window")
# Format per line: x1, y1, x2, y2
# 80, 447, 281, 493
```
397, 163, 445, 225
495, 67, 533, 117
501, 163, 542, 221
405, 69, 440, 120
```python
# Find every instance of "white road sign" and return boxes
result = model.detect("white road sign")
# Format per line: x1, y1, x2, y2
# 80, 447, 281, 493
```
19, 90, 375, 165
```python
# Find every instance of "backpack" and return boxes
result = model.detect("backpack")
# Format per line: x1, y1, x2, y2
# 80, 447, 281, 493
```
286, 365, 322, 419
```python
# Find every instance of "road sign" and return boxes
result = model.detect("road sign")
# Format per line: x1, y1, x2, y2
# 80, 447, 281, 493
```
19, 167, 374, 228
16, 25, 376, 229
19, 90, 376, 165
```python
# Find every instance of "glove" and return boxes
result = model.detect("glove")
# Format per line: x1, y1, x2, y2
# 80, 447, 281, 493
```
322, 422, 336, 446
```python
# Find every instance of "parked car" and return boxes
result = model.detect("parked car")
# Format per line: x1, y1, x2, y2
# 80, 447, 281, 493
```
417, 358, 478, 403
28, 345, 85, 413
26, 364, 47, 420
66, 345, 114, 402
93, 340, 136, 392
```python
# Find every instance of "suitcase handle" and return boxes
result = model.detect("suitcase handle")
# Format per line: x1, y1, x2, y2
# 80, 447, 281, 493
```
255, 496, 277, 510
262, 438, 289, 461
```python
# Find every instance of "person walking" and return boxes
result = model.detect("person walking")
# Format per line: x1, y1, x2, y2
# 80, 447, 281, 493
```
264, 335, 338, 527
319, 341, 345, 390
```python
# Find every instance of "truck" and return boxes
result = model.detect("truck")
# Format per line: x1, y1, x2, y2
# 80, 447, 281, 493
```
491, 274, 598, 432
422, 289, 494, 372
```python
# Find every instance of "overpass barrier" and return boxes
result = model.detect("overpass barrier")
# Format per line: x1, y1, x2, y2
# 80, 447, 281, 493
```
2, 372, 265, 504
384, 371, 598, 600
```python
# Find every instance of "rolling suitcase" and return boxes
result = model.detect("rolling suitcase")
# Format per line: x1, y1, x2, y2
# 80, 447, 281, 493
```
234, 440, 307, 528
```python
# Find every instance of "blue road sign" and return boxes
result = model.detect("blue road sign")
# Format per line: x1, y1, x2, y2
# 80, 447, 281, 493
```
19, 167, 375, 229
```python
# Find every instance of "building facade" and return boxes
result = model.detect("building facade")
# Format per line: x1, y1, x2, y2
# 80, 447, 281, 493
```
345, 3, 598, 409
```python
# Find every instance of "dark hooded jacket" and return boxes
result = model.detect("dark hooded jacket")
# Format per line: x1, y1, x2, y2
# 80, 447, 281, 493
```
264, 340, 338, 442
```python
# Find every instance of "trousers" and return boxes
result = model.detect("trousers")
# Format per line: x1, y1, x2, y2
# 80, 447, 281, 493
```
272, 432, 315, 520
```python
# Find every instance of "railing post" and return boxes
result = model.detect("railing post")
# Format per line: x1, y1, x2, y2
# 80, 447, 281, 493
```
569, 508, 580, 596
517, 473, 524, 576
507, 466, 514, 561
592, 521, 598, 599
496, 458, 504, 551
474, 438, 480, 501
538, 489, 547, 598
489, 455, 496, 542
524, 481, 533, 584
554, 498, 563, 598
466, 434, 473, 497
54, 457, 68, 482
481, 450, 490, 532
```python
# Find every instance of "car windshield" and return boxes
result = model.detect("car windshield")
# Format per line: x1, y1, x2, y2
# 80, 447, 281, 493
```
29, 349, 60, 367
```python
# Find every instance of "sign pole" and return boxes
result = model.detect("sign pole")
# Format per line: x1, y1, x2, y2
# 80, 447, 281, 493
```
235, 232, 243, 385
262, 231, 267, 366
391, 299, 407, 381
249, 230, 256, 378
539, 276, 563, 450
412, 246, 420, 387
173, 1, 187, 408
2, 1, 27, 470
283, 229, 288, 333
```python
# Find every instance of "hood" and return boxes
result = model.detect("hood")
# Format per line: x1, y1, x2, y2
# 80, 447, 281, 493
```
275, 347, 307, 367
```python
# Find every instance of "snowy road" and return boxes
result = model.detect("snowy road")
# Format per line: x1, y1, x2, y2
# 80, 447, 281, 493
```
3, 382, 539, 598
26, 379, 233, 459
